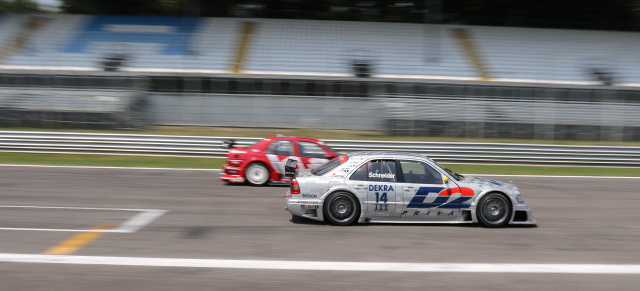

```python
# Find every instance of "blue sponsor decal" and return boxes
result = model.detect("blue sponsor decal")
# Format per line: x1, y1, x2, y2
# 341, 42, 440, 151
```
62, 16, 200, 55
406, 186, 472, 209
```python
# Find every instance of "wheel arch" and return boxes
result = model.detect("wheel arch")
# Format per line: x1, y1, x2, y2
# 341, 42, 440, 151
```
244, 161, 271, 185
321, 187, 362, 209
245, 158, 273, 171
471, 190, 514, 223
320, 188, 364, 224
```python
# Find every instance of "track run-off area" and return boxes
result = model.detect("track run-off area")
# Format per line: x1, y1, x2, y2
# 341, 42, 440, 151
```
1, 165, 639, 290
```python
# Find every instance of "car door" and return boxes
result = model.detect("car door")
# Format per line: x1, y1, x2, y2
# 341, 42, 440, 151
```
348, 159, 401, 218
398, 159, 463, 221
265, 139, 295, 175
295, 140, 331, 170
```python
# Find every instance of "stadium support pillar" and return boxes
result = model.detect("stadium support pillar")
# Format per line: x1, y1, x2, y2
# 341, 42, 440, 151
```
0, 16, 50, 64
452, 28, 492, 81
231, 22, 258, 74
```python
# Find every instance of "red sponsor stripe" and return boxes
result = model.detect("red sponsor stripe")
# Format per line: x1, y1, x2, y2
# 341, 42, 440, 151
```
460, 187, 475, 196
438, 187, 475, 196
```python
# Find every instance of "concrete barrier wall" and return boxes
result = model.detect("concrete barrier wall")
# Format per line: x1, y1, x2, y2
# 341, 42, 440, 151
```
150, 93, 381, 130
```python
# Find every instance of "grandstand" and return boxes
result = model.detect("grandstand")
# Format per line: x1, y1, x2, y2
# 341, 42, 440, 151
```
0, 14, 638, 86
0, 13, 639, 140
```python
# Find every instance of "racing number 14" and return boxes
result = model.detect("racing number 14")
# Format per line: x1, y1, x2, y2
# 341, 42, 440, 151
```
374, 192, 388, 211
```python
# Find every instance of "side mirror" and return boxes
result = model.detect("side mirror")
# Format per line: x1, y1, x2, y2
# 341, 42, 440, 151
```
284, 159, 297, 178
443, 176, 449, 184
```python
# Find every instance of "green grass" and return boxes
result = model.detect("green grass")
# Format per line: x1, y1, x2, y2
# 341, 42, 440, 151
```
2, 126, 639, 176
0, 152, 225, 169
442, 164, 640, 177
1, 152, 639, 177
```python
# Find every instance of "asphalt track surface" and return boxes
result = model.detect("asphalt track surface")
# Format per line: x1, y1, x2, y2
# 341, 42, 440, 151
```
1, 165, 639, 290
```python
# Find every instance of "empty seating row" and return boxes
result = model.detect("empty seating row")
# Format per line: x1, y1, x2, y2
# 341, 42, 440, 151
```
0, 14, 637, 86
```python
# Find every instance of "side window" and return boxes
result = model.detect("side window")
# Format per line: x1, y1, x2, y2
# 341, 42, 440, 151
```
297, 141, 327, 158
349, 162, 368, 181
266, 140, 293, 156
367, 160, 397, 182
399, 160, 442, 184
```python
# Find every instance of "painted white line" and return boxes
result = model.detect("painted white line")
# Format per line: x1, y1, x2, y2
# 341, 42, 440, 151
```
469, 174, 640, 179
0, 164, 221, 171
0, 253, 639, 274
0, 206, 168, 233
0, 205, 162, 212
111, 210, 168, 233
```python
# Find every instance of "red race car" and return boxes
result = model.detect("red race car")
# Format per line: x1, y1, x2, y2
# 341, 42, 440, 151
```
220, 136, 338, 186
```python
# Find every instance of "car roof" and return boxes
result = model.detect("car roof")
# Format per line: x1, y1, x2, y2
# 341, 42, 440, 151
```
345, 151, 431, 160
265, 136, 321, 142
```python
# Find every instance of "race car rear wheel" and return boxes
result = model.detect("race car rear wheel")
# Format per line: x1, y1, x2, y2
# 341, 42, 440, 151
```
477, 193, 512, 228
245, 163, 269, 186
324, 192, 360, 226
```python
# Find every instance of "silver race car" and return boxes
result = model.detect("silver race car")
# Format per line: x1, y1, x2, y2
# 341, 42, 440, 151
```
284, 152, 536, 227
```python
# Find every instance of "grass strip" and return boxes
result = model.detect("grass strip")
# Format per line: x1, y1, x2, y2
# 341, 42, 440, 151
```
1, 152, 640, 177
443, 164, 640, 177
0, 152, 225, 169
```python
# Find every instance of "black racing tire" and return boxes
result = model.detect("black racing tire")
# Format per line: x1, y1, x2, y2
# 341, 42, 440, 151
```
244, 163, 270, 186
477, 192, 512, 228
323, 191, 360, 226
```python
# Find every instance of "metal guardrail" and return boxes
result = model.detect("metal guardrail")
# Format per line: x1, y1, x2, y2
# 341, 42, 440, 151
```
1, 131, 639, 167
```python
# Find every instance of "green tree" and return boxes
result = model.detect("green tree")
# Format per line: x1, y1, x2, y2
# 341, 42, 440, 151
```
445, 0, 639, 30
61, 0, 235, 17
61, 0, 164, 15
0, 0, 41, 13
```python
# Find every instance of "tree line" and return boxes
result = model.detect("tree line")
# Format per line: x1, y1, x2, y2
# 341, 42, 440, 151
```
2, 0, 638, 31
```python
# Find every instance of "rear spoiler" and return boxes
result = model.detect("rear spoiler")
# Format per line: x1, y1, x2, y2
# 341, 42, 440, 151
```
221, 139, 236, 149
284, 159, 297, 178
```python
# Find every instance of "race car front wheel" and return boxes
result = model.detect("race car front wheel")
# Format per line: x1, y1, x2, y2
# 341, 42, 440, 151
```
477, 193, 512, 228
245, 163, 269, 186
324, 192, 360, 226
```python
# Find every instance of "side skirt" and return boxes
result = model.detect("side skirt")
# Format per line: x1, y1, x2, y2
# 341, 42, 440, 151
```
365, 219, 475, 224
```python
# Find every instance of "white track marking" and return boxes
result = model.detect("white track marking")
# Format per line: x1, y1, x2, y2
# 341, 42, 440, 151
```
0, 253, 638, 274
0, 164, 221, 171
111, 210, 168, 233
0, 206, 167, 233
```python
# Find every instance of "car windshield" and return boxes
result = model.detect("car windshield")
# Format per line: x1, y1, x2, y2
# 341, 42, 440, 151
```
429, 159, 464, 181
322, 144, 337, 155
311, 155, 346, 175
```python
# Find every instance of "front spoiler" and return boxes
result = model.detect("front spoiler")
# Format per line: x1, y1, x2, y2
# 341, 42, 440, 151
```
509, 203, 537, 225
469, 202, 537, 225
220, 174, 245, 184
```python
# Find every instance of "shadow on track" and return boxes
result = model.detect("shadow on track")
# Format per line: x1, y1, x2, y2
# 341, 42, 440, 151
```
289, 215, 538, 228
